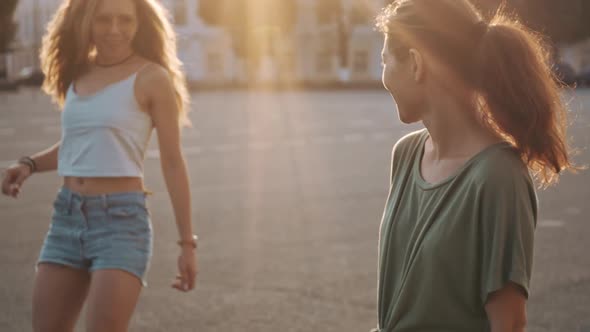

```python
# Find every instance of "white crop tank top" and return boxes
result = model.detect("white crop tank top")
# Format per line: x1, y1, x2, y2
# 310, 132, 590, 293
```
58, 71, 153, 178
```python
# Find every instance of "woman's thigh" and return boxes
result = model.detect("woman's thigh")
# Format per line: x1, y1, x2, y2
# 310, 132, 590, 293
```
85, 269, 143, 332
32, 263, 91, 332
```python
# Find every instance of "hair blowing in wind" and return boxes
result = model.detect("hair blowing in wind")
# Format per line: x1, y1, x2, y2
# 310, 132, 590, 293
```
377, 0, 577, 187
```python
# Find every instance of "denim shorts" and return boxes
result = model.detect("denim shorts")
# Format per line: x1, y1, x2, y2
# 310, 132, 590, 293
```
38, 187, 153, 286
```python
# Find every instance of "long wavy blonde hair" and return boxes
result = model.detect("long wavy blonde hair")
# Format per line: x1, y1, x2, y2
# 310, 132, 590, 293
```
40, 0, 190, 126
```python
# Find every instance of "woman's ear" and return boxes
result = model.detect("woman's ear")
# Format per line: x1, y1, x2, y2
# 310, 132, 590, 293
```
408, 48, 424, 83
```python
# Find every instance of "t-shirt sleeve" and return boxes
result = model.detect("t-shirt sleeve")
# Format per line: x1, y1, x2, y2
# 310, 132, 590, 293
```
478, 166, 537, 305
390, 129, 427, 184
389, 141, 402, 184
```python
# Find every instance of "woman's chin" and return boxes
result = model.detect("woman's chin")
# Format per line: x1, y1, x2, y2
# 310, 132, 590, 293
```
398, 113, 420, 124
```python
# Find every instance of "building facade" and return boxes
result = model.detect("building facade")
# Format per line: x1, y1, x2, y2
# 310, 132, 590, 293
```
4, 0, 61, 80
161, 0, 236, 84
4, 0, 388, 85
560, 38, 590, 74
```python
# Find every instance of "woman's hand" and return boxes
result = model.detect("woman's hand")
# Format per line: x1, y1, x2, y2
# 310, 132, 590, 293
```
1, 163, 32, 198
172, 247, 198, 292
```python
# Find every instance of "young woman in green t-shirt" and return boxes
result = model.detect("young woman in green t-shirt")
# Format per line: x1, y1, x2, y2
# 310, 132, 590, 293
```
373, 0, 575, 331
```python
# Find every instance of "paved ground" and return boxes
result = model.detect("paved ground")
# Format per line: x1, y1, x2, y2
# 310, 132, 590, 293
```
0, 88, 589, 332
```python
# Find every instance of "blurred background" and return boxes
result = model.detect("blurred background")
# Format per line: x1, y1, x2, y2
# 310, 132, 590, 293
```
1, 1, 589, 332
2, 0, 590, 89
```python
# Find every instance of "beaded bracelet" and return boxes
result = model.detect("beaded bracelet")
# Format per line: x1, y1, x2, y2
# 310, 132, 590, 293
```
18, 156, 37, 173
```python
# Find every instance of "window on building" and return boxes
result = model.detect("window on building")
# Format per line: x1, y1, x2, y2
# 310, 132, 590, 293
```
317, 0, 342, 25
174, 0, 188, 26
353, 50, 369, 73
207, 52, 223, 76
281, 53, 295, 74
316, 52, 332, 73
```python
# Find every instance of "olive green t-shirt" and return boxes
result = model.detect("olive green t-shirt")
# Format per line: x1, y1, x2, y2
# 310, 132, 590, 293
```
376, 129, 537, 332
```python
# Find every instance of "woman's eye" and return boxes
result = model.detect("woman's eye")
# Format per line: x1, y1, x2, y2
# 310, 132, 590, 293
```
120, 16, 134, 24
95, 16, 110, 24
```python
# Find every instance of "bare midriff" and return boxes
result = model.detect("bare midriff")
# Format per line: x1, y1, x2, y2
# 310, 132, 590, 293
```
63, 176, 146, 195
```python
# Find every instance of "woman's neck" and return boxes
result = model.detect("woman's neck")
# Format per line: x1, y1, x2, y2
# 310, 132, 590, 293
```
95, 50, 135, 67
421, 92, 500, 161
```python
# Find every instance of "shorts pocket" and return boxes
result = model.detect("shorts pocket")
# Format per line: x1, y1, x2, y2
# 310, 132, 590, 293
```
106, 204, 150, 223
107, 205, 141, 218
101, 200, 151, 248
51, 197, 70, 216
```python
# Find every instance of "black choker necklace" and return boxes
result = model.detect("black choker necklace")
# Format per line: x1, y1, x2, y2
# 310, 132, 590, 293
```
95, 53, 135, 68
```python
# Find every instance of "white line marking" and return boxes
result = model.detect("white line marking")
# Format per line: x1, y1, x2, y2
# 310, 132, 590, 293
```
212, 144, 238, 152
247, 141, 275, 150
315, 136, 336, 145
347, 119, 375, 127
284, 139, 307, 147
28, 117, 60, 125
146, 150, 160, 159
370, 132, 392, 141
538, 220, 565, 228
42, 125, 61, 134
342, 133, 365, 143
0, 128, 16, 136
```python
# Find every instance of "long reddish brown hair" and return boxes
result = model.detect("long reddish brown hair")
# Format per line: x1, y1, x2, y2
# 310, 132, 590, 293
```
377, 0, 576, 186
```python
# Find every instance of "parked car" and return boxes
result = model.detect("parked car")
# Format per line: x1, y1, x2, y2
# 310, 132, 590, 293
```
17, 67, 45, 86
553, 61, 577, 86
0, 78, 19, 91
576, 68, 590, 87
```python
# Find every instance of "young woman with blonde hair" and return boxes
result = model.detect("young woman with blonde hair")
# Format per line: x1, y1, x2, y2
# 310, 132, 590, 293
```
1, 0, 197, 330
373, 0, 575, 331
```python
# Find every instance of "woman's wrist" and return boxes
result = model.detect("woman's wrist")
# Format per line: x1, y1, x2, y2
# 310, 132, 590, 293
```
177, 234, 198, 249
17, 156, 36, 174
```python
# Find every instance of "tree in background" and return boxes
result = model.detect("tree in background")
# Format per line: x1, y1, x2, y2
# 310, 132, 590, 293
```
472, 0, 590, 44
513, 0, 590, 44
198, 0, 590, 70
0, 0, 18, 53
383, 0, 590, 44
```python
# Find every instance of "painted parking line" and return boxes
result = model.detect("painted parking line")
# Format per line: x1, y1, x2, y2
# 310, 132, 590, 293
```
314, 136, 337, 145
247, 141, 275, 150
28, 117, 60, 125
146, 150, 160, 159
538, 219, 565, 228
0, 128, 16, 136
565, 207, 581, 216
212, 144, 239, 152
284, 138, 307, 147
370, 132, 393, 141
182, 129, 201, 137
42, 125, 61, 134
146, 146, 202, 159
347, 119, 375, 127
342, 133, 365, 143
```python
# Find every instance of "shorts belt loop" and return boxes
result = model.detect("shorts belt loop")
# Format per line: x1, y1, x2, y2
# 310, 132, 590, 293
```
66, 189, 73, 216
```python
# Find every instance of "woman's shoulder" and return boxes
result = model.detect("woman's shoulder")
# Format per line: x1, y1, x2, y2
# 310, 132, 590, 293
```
471, 143, 534, 192
134, 59, 174, 98
392, 128, 428, 157
135, 60, 171, 84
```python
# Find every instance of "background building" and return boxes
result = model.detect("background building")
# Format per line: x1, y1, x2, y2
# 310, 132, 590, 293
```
4, 0, 60, 81
5, 0, 389, 86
